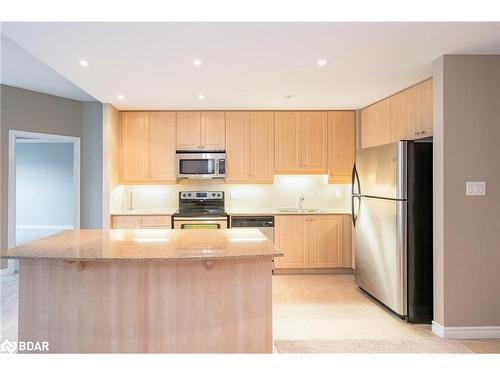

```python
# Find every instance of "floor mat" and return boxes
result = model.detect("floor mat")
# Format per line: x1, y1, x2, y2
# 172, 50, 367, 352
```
274, 338, 475, 353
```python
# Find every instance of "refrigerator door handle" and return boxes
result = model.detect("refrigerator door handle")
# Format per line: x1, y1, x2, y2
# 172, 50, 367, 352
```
351, 195, 360, 227
352, 164, 361, 196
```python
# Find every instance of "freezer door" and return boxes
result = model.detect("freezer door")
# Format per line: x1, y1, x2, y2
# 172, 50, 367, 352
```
355, 196, 407, 315
355, 142, 407, 199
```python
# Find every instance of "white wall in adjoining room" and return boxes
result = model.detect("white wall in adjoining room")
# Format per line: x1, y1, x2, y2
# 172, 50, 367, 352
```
15, 141, 75, 245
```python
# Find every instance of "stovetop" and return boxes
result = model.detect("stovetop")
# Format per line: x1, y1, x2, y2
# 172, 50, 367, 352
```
175, 191, 226, 218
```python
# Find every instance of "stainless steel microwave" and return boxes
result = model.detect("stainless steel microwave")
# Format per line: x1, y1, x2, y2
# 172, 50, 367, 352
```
176, 152, 226, 179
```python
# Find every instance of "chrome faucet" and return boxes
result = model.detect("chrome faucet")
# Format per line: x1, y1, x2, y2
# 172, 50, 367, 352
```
298, 193, 305, 209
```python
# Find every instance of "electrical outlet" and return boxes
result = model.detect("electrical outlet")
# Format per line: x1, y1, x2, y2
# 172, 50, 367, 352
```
466, 181, 486, 196
335, 190, 342, 198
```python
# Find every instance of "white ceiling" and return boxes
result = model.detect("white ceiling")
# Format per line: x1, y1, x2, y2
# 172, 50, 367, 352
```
1, 34, 96, 101
2, 22, 500, 110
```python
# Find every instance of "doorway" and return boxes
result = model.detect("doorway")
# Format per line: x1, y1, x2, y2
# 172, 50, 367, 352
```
6, 130, 80, 273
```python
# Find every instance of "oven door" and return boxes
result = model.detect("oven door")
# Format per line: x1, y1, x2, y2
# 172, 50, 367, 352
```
173, 217, 228, 229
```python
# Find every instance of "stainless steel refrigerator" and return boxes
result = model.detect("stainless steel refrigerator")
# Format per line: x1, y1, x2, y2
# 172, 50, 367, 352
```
352, 140, 433, 323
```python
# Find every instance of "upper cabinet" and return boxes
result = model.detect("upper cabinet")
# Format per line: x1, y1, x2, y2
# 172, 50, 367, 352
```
418, 79, 433, 138
225, 112, 274, 184
176, 111, 225, 151
360, 98, 391, 149
274, 111, 328, 174
360, 79, 433, 149
390, 84, 420, 142
301, 112, 328, 170
328, 111, 355, 184
120, 112, 176, 183
121, 112, 150, 182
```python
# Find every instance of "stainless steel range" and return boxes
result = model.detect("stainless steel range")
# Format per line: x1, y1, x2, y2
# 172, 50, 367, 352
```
172, 191, 228, 229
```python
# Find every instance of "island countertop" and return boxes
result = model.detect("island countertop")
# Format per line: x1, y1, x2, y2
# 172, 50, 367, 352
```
0, 228, 283, 261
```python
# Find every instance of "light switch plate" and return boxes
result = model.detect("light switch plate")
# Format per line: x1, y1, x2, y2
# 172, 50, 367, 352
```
230, 191, 236, 200
466, 181, 486, 196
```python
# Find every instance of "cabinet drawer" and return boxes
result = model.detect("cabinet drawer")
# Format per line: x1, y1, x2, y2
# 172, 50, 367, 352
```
111, 215, 142, 229
140, 215, 171, 228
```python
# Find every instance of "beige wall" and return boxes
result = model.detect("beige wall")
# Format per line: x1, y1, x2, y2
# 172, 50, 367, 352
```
0, 85, 104, 257
433, 55, 500, 327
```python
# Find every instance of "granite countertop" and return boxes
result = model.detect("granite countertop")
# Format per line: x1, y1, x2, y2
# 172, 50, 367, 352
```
227, 209, 351, 216
111, 209, 350, 216
0, 229, 283, 261
111, 209, 177, 216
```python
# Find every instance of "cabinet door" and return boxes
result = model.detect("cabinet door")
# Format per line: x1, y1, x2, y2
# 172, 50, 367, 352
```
274, 216, 308, 269
225, 112, 250, 183
121, 112, 150, 182
274, 112, 301, 173
307, 216, 343, 268
176, 112, 201, 150
360, 98, 392, 149
390, 85, 420, 142
201, 111, 225, 150
301, 112, 328, 171
149, 112, 176, 182
418, 79, 433, 137
249, 112, 274, 183
328, 111, 355, 184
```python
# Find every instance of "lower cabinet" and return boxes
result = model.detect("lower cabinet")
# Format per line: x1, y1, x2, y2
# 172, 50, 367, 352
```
274, 215, 352, 270
111, 215, 172, 229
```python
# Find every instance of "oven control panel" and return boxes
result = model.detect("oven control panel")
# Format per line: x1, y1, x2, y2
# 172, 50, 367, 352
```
180, 191, 224, 200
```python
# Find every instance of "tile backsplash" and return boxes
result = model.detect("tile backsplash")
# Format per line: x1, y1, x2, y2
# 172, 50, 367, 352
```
111, 175, 351, 213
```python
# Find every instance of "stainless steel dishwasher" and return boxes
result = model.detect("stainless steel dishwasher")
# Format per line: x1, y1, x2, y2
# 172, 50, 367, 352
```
230, 216, 275, 243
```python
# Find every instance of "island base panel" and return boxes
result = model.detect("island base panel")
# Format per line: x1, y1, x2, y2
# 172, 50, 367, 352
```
18, 258, 273, 353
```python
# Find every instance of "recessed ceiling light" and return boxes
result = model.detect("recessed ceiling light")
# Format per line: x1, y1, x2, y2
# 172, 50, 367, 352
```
197, 94, 205, 100
317, 59, 328, 67
79, 59, 89, 67
117, 94, 125, 100
285, 94, 295, 99
193, 58, 202, 66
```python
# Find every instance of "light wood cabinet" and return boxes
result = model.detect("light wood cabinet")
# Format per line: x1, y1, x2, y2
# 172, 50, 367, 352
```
176, 112, 201, 150
417, 79, 433, 137
328, 111, 355, 184
201, 112, 226, 150
225, 112, 250, 183
249, 112, 274, 183
121, 112, 176, 183
225, 112, 274, 184
274, 112, 301, 172
274, 214, 352, 270
274, 216, 308, 269
176, 112, 225, 151
149, 112, 176, 181
361, 79, 433, 148
307, 216, 343, 268
111, 215, 171, 229
360, 98, 392, 149
274, 111, 328, 173
390, 85, 420, 142
121, 112, 150, 182
301, 112, 328, 170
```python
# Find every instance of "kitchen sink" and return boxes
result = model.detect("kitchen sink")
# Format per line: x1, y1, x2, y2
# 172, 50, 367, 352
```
276, 208, 326, 213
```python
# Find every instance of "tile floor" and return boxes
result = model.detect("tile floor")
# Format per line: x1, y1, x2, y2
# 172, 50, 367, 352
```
272, 274, 500, 353
1, 272, 499, 353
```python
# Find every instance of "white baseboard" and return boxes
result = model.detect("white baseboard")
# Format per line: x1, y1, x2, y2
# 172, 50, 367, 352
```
432, 321, 500, 339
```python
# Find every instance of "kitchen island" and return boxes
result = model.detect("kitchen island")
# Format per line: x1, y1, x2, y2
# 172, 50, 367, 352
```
0, 228, 282, 353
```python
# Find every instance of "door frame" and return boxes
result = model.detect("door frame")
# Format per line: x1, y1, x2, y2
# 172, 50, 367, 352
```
6, 130, 81, 273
